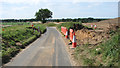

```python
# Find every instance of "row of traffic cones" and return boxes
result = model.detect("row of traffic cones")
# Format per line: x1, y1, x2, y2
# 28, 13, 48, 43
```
65, 30, 77, 48
91, 24, 97, 29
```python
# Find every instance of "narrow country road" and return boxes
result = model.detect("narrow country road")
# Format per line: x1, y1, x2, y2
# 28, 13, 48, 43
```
5, 27, 71, 66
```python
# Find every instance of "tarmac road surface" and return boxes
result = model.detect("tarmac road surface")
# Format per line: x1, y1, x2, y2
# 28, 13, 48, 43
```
5, 27, 71, 66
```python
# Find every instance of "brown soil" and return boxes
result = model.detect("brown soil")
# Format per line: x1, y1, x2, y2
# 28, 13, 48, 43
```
75, 28, 110, 45
82, 17, 119, 31
76, 17, 119, 45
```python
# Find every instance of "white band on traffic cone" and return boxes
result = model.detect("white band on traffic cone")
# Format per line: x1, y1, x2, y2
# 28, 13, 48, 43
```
72, 32, 77, 48
72, 35, 76, 43
94, 24, 96, 29
65, 31, 68, 38
66, 31, 68, 35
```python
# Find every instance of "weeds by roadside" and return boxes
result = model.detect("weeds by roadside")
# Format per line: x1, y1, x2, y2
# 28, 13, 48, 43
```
74, 29, 120, 66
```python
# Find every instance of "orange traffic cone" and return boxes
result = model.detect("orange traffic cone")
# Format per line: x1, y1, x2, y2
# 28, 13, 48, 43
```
65, 30, 68, 39
94, 24, 97, 29
72, 32, 76, 48
91, 24, 93, 28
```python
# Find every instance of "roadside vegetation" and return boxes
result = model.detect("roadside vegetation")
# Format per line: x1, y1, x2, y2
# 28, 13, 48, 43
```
44, 23, 56, 27
0, 22, 30, 25
0, 23, 46, 64
33, 23, 46, 33
57, 22, 82, 31
74, 28, 120, 66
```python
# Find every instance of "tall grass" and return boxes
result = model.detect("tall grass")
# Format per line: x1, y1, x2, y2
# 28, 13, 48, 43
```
98, 32, 120, 66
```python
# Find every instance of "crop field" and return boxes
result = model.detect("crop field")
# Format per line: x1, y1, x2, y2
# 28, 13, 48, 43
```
0, 23, 46, 64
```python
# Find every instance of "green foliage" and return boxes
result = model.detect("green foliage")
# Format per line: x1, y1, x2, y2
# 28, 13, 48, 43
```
100, 32, 120, 66
33, 24, 46, 33
22, 35, 37, 46
109, 30, 116, 36
2, 48, 19, 63
35, 8, 52, 23
83, 58, 95, 66
57, 22, 82, 31
47, 17, 107, 22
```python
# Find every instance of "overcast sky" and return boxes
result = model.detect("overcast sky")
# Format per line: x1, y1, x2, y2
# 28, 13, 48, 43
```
0, 0, 119, 19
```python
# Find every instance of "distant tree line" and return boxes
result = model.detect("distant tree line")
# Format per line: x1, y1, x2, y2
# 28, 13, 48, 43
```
0, 19, 38, 22
1, 17, 108, 23
47, 18, 108, 23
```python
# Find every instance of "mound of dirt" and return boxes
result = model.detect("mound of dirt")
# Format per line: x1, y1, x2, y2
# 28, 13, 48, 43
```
75, 28, 110, 45
77, 17, 120, 45
82, 17, 120, 32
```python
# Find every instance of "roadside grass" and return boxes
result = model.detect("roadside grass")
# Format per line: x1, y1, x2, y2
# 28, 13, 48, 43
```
74, 28, 120, 66
1, 22, 30, 25
33, 23, 46, 33
57, 22, 82, 31
44, 23, 56, 27
1, 24, 46, 64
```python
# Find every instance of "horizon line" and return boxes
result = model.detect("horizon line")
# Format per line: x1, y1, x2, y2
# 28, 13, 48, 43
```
0, 17, 118, 20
